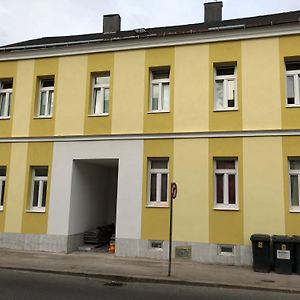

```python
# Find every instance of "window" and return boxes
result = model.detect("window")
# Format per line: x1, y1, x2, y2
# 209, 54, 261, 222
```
214, 159, 238, 209
0, 80, 13, 118
0, 167, 6, 210
38, 78, 54, 117
289, 159, 300, 212
148, 159, 169, 206
286, 61, 300, 106
218, 244, 235, 256
214, 66, 236, 110
30, 167, 48, 212
150, 69, 170, 112
91, 73, 110, 115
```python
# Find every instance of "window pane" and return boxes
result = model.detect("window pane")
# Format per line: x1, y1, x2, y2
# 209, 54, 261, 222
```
150, 174, 157, 202
7, 93, 11, 116
290, 160, 300, 170
32, 181, 39, 207
227, 80, 235, 108
162, 83, 169, 110
0, 94, 6, 116
152, 70, 169, 80
47, 91, 53, 115
0, 167, 6, 176
151, 84, 159, 110
0, 181, 5, 206
39, 91, 47, 115
103, 88, 109, 113
42, 181, 47, 207
161, 174, 168, 202
151, 160, 168, 169
216, 67, 234, 76
228, 175, 236, 204
2, 81, 12, 89
216, 174, 224, 204
287, 76, 295, 104
290, 175, 299, 207
93, 89, 102, 114
95, 75, 109, 85
41, 78, 54, 88
216, 160, 235, 170
215, 80, 224, 109
35, 168, 48, 177
286, 62, 300, 71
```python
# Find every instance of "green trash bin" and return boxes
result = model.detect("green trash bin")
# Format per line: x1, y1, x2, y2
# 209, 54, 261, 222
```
250, 234, 271, 273
273, 235, 294, 274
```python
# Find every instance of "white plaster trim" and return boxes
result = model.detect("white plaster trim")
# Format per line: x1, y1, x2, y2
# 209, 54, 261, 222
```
3, 129, 300, 143
1, 24, 300, 61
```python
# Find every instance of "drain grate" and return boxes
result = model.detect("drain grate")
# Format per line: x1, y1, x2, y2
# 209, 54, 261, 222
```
104, 281, 124, 287
261, 279, 275, 283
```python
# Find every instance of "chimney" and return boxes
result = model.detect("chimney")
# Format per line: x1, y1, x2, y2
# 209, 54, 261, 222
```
204, 1, 223, 25
103, 14, 121, 34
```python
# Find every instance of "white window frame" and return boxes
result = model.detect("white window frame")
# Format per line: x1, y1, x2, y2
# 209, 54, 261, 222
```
286, 65, 300, 107
0, 80, 13, 119
214, 66, 237, 111
147, 159, 169, 207
29, 167, 48, 212
149, 69, 170, 113
90, 73, 110, 116
288, 159, 300, 212
37, 78, 54, 117
0, 167, 6, 211
214, 159, 238, 210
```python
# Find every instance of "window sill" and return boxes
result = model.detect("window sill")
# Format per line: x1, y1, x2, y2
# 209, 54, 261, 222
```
286, 105, 300, 108
147, 110, 170, 114
146, 203, 169, 208
213, 206, 239, 211
33, 116, 53, 119
26, 208, 46, 213
213, 108, 238, 112
88, 113, 109, 117
0, 207, 3, 211
0, 117, 10, 120
289, 208, 300, 213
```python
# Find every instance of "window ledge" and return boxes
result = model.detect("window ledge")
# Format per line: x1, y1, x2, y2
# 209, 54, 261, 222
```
286, 105, 300, 108
88, 113, 109, 117
147, 110, 170, 114
33, 116, 53, 120
213, 108, 238, 112
146, 204, 169, 208
213, 207, 239, 211
0, 207, 3, 211
0, 117, 10, 120
289, 208, 300, 213
26, 208, 46, 213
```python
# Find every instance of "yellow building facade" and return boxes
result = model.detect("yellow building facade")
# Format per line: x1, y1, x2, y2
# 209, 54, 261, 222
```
0, 2, 300, 265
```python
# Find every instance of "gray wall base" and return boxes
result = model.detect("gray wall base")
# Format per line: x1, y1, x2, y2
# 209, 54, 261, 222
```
0, 233, 83, 253
116, 238, 252, 266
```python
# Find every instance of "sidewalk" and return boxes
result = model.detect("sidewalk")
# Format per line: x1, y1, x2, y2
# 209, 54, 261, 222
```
0, 248, 299, 293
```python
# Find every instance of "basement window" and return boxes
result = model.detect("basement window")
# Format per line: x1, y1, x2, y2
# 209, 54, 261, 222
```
218, 244, 235, 256
149, 240, 163, 249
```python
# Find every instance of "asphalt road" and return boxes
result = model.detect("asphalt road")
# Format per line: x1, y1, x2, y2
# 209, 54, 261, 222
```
0, 269, 298, 300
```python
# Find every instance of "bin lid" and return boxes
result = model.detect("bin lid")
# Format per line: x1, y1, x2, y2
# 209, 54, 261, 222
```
292, 236, 300, 243
250, 234, 270, 242
272, 235, 292, 243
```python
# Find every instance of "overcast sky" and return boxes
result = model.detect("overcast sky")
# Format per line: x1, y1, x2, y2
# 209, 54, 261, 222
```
0, 0, 300, 46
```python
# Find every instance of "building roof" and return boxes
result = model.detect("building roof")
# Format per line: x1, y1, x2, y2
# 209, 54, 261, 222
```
1, 9, 300, 52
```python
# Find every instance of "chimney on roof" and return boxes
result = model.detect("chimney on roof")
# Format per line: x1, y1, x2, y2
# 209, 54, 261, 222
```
204, 1, 223, 25
103, 14, 121, 34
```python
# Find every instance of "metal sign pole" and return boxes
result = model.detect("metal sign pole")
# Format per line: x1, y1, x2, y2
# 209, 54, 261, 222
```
168, 196, 173, 277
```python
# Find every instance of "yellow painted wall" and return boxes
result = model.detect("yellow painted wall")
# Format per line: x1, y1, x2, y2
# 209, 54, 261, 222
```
55, 55, 87, 135
84, 53, 114, 135
29, 58, 58, 136
279, 35, 300, 129
112, 50, 145, 133
0, 61, 17, 138
242, 38, 281, 130
21, 142, 53, 234
141, 140, 173, 240
12, 60, 35, 137
0, 143, 11, 231
173, 139, 209, 242
144, 48, 174, 133
174, 45, 209, 132
282, 137, 300, 235
4, 143, 28, 232
243, 137, 285, 243
209, 41, 242, 131
209, 138, 244, 245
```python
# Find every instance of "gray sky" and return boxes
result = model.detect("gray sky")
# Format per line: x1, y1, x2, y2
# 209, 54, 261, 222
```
1, 0, 300, 46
